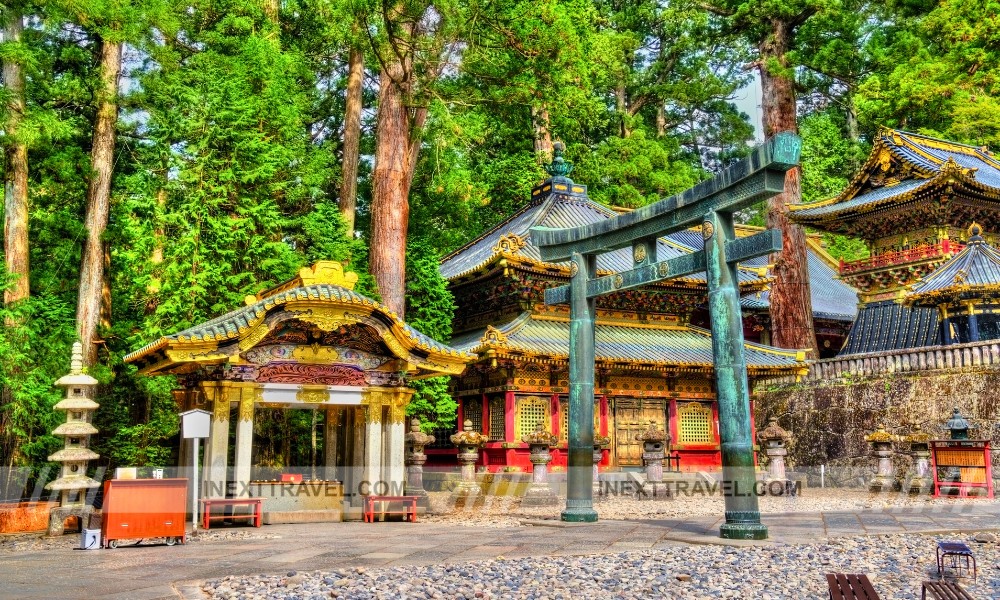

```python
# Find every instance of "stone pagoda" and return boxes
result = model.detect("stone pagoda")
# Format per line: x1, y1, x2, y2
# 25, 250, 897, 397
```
46, 342, 101, 536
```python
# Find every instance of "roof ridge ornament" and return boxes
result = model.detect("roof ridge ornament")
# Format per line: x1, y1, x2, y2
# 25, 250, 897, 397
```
545, 141, 573, 179
968, 222, 984, 242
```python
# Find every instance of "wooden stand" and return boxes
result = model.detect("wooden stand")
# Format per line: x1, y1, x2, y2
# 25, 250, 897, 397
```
930, 440, 994, 498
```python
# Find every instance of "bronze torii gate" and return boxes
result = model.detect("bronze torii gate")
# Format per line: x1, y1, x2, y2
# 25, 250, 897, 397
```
530, 133, 801, 539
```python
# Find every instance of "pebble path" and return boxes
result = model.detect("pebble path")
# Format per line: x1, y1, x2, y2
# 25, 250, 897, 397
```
203, 532, 1000, 600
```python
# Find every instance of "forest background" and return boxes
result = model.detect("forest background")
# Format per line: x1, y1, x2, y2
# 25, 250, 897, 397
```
1, 0, 997, 493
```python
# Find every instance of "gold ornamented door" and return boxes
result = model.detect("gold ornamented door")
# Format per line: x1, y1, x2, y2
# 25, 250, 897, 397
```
612, 398, 667, 466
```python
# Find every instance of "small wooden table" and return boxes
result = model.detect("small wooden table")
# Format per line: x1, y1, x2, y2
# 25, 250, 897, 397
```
199, 498, 263, 529
922, 580, 974, 600
363, 495, 418, 523
936, 541, 976, 580
826, 573, 881, 599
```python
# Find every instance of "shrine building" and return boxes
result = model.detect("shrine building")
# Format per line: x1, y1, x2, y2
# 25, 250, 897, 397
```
436, 157, 856, 472
125, 261, 473, 520
791, 128, 1000, 353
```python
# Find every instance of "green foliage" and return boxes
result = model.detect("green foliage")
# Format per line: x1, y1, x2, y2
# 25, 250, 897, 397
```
403, 238, 458, 430
572, 131, 703, 208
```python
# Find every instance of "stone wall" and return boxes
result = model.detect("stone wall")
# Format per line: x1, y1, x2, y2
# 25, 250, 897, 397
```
753, 366, 1000, 486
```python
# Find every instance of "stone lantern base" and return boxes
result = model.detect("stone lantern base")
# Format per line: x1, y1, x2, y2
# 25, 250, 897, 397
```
47, 505, 95, 537
522, 485, 558, 507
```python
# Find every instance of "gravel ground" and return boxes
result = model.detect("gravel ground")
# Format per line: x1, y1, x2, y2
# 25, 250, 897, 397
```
421, 488, 988, 528
203, 532, 1000, 600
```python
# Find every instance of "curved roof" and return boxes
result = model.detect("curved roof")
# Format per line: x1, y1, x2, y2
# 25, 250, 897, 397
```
125, 262, 474, 378
790, 129, 1000, 233
452, 312, 805, 375
905, 225, 1000, 307
667, 226, 858, 322
440, 184, 766, 288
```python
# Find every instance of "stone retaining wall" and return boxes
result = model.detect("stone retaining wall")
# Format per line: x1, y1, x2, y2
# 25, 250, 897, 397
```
753, 366, 1000, 486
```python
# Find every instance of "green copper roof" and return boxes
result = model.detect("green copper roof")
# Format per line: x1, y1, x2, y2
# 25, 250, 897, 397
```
791, 129, 1000, 230
905, 225, 1000, 306
452, 312, 804, 371
125, 283, 473, 364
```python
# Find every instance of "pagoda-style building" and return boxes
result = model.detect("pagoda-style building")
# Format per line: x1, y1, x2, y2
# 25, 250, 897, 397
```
791, 128, 1000, 354
438, 151, 853, 471
126, 261, 472, 514
904, 223, 1000, 344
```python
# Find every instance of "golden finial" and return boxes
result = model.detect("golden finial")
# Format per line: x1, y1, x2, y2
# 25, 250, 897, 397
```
298, 261, 359, 290
968, 222, 984, 241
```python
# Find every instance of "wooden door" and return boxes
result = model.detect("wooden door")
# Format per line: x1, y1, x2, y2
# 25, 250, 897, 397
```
612, 398, 667, 466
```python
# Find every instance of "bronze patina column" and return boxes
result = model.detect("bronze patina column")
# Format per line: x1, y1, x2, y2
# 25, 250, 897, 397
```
563, 251, 598, 522
703, 210, 767, 539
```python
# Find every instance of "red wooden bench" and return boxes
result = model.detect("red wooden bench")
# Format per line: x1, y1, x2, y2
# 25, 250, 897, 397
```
827, 573, 881, 599
199, 498, 263, 529
363, 495, 418, 523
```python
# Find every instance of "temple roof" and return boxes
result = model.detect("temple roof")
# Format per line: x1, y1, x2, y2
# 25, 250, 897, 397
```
905, 224, 1000, 307
125, 262, 474, 378
667, 226, 858, 322
451, 312, 806, 374
440, 183, 766, 289
790, 129, 1000, 234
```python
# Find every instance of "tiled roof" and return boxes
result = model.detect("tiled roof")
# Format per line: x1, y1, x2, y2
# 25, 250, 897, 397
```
840, 300, 939, 355
791, 129, 1000, 225
452, 312, 804, 371
440, 186, 758, 285
125, 283, 474, 367
906, 227, 1000, 306
665, 230, 858, 322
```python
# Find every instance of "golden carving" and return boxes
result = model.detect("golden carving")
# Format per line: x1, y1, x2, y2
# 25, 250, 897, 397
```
482, 325, 509, 347
296, 386, 329, 404
390, 398, 408, 424
353, 406, 366, 424
239, 322, 272, 351
702, 220, 715, 240
238, 398, 255, 422
365, 404, 382, 424
213, 398, 230, 422
657, 262, 668, 277
492, 233, 527, 254
299, 261, 359, 290
569, 262, 579, 277
633, 243, 647, 263
614, 274, 624, 289
296, 307, 353, 332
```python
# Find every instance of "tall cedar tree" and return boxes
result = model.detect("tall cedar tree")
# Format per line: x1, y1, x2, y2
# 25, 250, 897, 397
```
2, 5, 29, 312
701, 0, 825, 356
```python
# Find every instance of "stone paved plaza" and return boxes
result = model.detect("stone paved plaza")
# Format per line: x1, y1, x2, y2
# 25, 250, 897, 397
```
1, 492, 999, 600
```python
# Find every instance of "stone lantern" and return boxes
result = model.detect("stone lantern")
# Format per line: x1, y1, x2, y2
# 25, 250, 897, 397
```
404, 418, 435, 506
757, 417, 792, 483
945, 407, 970, 440
450, 420, 487, 502
904, 425, 932, 494
46, 342, 101, 536
865, 425, 897, 491
636, 421, 671, 498
592, 435, 611, 497
521, 422, 559, 506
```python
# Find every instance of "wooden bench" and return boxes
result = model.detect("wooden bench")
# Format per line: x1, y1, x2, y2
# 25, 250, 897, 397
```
922, 580, 974, 600
827, 573, 881, 599
363, 495, 418, 523
199, 498, 263, 529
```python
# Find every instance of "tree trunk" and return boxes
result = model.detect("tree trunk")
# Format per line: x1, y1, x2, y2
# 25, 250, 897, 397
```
370, 58, 425, 317
339, 47, 363, 238
3, 8, 29, 313
77, 39, 122, 366
656, 104, 666, 138
531, 104, 553, 163
615, 84, 630, 138
759, 20, 817, 357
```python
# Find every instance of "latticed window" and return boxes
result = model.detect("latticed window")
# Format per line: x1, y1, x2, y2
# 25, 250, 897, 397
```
677, 402, 714, 444
463, 400, 483, 432
516, 396, 549, 441
559, 398, 600, 442
488, 397, 505, 441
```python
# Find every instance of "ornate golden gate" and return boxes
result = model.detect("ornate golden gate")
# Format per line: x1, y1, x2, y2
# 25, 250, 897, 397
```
611, 398, 667, 466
